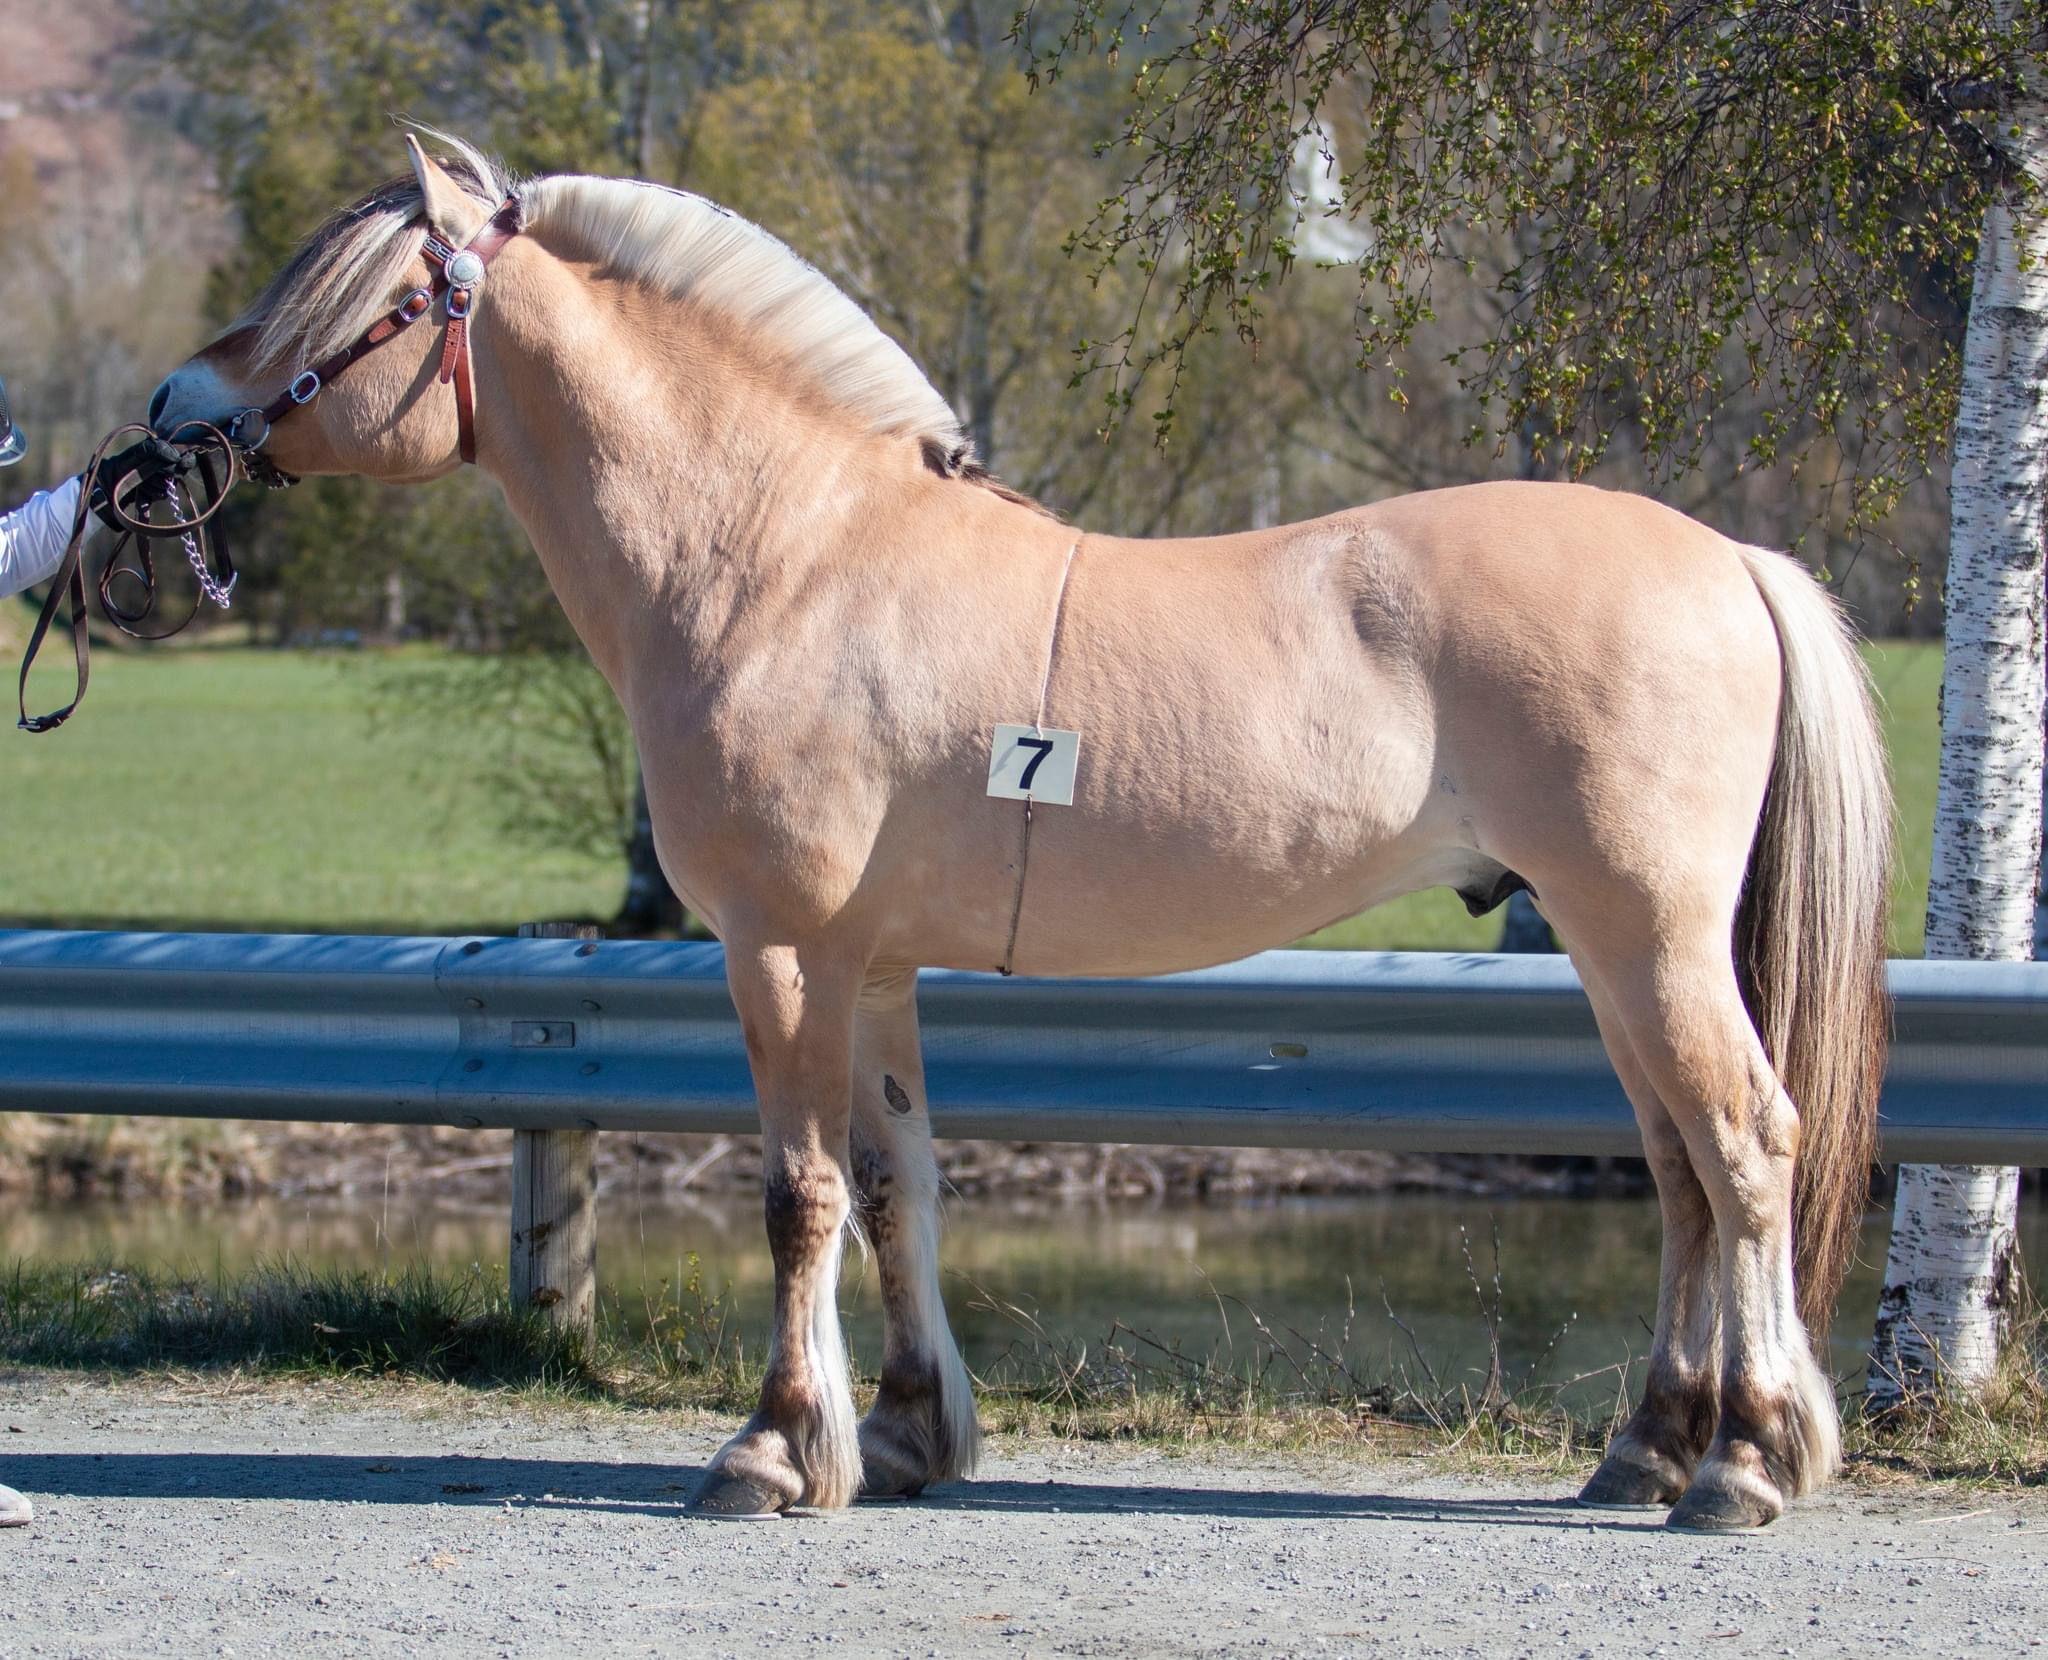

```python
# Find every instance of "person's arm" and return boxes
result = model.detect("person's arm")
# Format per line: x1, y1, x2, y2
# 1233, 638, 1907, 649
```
0, 476, 83, 600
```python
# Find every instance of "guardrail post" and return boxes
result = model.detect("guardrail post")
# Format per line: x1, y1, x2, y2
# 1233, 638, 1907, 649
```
510, 921, 600, 1344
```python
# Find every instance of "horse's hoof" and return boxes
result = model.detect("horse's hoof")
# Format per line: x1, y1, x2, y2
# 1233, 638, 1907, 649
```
687, 1473, 786, 1519
1666, 1474, 1780, 1533
858, 1445, 928, 1501
1578, 1455, 1686, 1511
0, 1486, 31, 1528
858, 1465, 925, 1501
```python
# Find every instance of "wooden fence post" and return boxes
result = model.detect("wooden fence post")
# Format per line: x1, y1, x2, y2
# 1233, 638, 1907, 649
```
510, 921, 600, 1343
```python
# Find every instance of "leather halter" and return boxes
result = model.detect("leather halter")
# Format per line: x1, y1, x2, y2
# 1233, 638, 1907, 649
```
17, 196, 523, 734
234, 195, 522, 468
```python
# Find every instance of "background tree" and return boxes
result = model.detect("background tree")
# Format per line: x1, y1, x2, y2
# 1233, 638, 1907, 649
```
140, 0, 689, 925
1020, 0, 2041, 1397
1868, 7, 2042, 1408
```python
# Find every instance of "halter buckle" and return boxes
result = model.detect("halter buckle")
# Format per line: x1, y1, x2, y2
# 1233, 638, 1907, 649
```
398, 287, 434, 322
288, 370, 322, 406
447, 286, 474, 321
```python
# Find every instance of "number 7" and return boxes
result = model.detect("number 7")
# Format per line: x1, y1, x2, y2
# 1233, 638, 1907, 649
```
1015, 735, 1055, 790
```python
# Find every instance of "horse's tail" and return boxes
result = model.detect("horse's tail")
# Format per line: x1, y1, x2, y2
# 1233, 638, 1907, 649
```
1732, 545, 1893, 1333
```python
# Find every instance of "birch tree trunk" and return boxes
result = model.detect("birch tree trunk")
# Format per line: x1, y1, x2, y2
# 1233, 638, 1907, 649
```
1867, 95, 2047, 1408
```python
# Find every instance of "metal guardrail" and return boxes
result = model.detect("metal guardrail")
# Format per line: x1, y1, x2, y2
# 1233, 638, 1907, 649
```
0, 929, 2043, 1164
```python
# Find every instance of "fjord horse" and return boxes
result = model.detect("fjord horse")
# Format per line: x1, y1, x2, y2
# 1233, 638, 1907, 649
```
149, 135, 1890, 1531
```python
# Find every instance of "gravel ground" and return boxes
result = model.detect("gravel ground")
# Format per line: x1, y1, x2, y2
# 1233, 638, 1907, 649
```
0, 1374, 2039, 1658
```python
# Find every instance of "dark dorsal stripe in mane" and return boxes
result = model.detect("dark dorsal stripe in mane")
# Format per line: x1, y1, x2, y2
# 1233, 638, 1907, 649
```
917, 437, 1061, 520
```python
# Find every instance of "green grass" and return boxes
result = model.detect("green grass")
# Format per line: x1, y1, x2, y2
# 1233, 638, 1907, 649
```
0, 1255, 1612, 1465
0, 1258, 613, 1393
1863, 639, 1943, 960
2, 645, 620, 934
2, 637, 1944, 950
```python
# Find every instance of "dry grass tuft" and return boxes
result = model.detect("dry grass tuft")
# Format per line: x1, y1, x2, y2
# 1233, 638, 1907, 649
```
1843, 1299, 2048, 1491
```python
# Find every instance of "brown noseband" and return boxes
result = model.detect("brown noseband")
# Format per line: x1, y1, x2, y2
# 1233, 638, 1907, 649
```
232, 195, 523, 469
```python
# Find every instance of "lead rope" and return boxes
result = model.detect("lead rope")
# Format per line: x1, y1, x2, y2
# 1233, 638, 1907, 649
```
1000, 536, 1082, 977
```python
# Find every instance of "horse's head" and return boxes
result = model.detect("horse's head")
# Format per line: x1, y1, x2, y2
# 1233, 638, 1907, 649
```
150, 135, 513, 484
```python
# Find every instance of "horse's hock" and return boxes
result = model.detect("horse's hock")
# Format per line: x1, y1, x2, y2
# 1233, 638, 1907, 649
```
509, 921, 601, 1342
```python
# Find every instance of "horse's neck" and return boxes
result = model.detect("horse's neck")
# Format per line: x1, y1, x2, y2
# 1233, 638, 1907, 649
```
482, 274, 897, 688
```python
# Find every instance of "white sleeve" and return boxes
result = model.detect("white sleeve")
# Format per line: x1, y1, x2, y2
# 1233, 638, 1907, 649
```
0, 476, 84, 600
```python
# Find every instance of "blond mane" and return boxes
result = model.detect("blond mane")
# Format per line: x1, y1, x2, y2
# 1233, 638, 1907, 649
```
236, 136, 969, 462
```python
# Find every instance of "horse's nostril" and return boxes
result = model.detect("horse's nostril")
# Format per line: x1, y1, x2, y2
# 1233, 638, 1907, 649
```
148, 382, 171, 425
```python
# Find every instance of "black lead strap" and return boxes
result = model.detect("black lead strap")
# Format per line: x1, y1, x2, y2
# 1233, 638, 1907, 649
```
14, 504, 91, 734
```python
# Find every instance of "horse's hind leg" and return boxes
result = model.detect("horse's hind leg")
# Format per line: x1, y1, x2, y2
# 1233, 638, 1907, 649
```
692, 942, 863, 1516
1575, 970, 1720, 1509
1562, 906, 1836, 1531
849, 970, 980, 1496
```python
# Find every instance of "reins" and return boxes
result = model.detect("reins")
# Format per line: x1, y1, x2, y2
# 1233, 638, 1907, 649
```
16, 193, 522, 734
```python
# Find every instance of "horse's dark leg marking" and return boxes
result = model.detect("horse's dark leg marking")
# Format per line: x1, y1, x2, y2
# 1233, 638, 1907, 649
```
1663, 1067, 1837, 1533
856, 1115, 950, 1491
1582, 1125, 1720, 1508
696, 1152, 858, 1515
1573, 929, 1835, 1533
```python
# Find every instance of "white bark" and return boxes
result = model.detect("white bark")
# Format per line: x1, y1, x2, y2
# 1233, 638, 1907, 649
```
1870, 1166, 2023, 1403
1868, 106, 2046, 1408
2036, 782, 2048, 954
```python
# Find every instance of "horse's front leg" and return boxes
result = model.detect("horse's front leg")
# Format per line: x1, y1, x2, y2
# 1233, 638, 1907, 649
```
691, 942, 863, 1517
850, 968, 981, 1496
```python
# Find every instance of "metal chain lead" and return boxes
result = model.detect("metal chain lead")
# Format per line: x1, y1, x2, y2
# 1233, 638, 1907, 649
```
171, 477, 236, 609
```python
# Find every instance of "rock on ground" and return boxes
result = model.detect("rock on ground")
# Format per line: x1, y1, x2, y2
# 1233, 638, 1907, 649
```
0, 1375, 2039, 1658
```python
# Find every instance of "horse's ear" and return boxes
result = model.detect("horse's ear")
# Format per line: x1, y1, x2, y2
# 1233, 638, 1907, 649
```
404, 134, 491, 245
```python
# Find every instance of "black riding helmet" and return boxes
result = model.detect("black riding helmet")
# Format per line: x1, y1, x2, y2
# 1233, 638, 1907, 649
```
0, 376, 25, 467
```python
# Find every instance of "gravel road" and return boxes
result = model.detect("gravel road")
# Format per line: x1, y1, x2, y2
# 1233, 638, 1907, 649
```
0, 1374, 2038, 1658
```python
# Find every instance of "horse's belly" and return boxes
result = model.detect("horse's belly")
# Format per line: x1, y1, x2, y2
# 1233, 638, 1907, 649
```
924, 734, 1459, 977
886, 665, 1448, 976
992, 832, 1473, 977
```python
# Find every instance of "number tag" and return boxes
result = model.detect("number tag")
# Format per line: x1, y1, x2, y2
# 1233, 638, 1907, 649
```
987, 724, 1081, 806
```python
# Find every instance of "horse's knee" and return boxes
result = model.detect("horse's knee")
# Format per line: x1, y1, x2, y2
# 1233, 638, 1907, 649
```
765, 1155, 850, 1272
